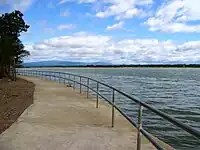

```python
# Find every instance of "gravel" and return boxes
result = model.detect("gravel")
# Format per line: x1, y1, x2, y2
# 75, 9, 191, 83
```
0, 78, 35, 134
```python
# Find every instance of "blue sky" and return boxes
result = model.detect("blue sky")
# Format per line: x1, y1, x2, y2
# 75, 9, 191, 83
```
1, 0, 200, 64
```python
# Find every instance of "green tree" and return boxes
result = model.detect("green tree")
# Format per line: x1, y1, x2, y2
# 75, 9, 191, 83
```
0, 10, 30, 79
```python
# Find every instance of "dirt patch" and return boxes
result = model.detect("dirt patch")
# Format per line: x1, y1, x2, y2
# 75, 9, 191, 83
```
0, 78, 35, 134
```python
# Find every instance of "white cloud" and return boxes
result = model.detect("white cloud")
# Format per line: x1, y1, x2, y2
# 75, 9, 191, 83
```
59, 0, 95, 5
38, 20, 56, 35
136, 0, 153, 6
95, 0, 152, 19
79, 0, 96, 3
145, 0, 200, 33
9, 0, 36, 12
60, 10, 70, 17
58, 0, 152, 19
43, 27, 55, 35
25, 32, 200, 64
106, 21, 124, 31
59, 0, 71, 5
57, 24, 76, 30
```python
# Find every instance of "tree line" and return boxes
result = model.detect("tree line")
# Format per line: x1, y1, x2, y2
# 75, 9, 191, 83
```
0, 10, 29, 79
22, 64, 200, 68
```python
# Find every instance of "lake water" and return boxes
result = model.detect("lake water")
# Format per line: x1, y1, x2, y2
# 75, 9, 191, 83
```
27, 68, 200, 149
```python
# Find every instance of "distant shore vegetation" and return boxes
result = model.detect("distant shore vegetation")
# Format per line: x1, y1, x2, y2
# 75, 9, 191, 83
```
20, 64, 200, 68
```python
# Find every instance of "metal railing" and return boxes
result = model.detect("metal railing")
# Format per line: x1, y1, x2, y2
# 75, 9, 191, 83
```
17, 69, 200, 150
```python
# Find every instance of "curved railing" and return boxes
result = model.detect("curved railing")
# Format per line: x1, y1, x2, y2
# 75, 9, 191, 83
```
17, 69, 200, 150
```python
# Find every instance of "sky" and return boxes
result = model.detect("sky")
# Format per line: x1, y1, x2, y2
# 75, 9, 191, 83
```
0, 0, 200, 64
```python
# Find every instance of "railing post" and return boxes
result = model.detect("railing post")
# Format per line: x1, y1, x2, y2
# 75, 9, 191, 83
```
59, 72, 61, 83
68, 74, 70, 85
112, 89, 115, 128
63, 74, 66, 85
80, 76, 82, 93
137, 104, 143, 150
73, 76, 75, 90
87, 78, 89, 98
96, 82, 99, 108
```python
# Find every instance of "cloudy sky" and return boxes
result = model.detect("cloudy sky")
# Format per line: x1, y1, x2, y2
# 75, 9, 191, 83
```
1, 0, 200, 64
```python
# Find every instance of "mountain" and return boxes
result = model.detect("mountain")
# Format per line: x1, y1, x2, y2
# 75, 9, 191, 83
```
23, 61, 112, 67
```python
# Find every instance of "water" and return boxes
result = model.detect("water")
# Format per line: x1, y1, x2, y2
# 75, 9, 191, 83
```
27, 68, 200, 149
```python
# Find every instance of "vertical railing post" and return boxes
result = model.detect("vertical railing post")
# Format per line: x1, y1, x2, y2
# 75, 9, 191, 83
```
59, 72, 61, 83
68, 74, 70, 85
96, 82, 99, 108
80, 76, 82, 93
63, 73, 66, 85
137, 104, 143, 150
87, 78, 89, 98
112, 89, 115, 128
73, 76, 75, 90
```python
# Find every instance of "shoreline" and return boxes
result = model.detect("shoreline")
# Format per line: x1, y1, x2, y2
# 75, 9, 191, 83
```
21, 67, 200, 70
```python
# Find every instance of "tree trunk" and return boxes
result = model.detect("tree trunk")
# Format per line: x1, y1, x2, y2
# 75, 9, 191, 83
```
0, 64, 5, 78
0, 64, 12, 79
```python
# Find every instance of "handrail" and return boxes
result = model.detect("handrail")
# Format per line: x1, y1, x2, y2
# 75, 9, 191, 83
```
17, 69, 200, 150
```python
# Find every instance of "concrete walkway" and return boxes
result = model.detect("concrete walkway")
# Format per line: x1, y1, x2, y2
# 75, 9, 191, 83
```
0, 77, 155, 150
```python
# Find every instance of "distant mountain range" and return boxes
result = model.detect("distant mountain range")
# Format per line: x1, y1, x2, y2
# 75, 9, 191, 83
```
23, 61, 112, 67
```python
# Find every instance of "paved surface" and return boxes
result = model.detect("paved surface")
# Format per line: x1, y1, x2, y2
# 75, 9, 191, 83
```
0, 77, 155, 150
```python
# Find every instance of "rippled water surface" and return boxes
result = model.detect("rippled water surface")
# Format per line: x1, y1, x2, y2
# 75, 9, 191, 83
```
30, 68, 200, 149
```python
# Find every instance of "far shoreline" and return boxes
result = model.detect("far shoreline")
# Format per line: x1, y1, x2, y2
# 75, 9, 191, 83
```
19, 66, 200, 69
20, 64, 200, 69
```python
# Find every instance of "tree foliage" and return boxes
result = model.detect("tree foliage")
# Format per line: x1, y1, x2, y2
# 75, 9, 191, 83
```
0, 10, 30, 79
